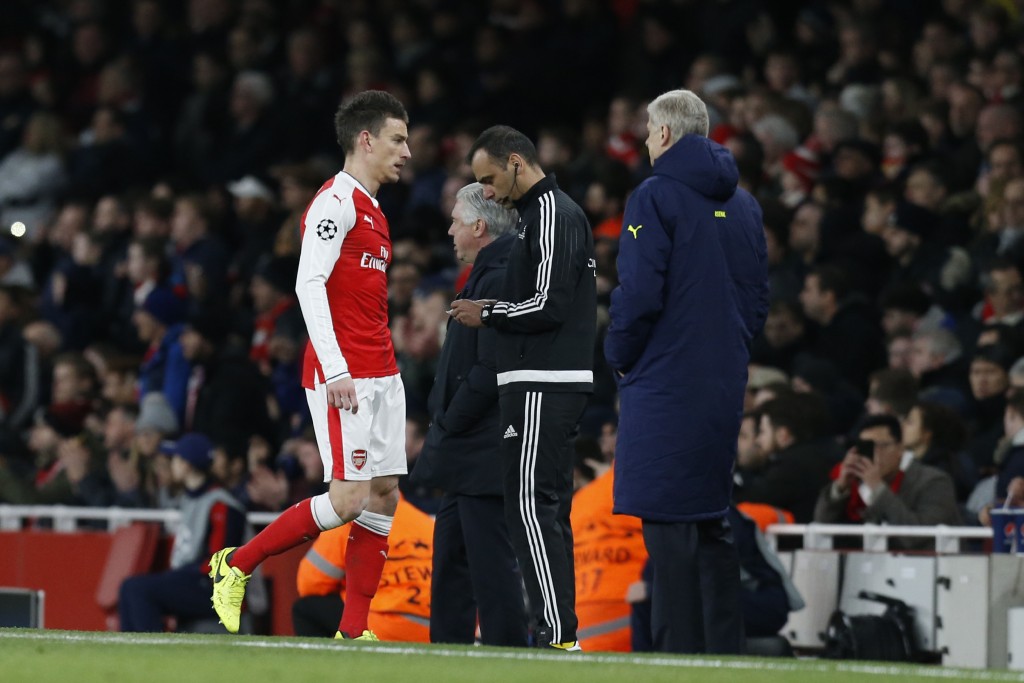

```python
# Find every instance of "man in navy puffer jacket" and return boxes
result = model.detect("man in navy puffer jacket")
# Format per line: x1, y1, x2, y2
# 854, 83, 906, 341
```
605, 89, 770, 654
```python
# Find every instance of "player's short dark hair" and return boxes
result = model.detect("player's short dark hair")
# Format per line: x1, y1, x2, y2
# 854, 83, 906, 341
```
468, 125, 540, 168
334, 90, 409, 154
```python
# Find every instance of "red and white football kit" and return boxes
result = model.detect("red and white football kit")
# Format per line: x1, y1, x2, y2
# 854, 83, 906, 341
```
296, 171, 407, 482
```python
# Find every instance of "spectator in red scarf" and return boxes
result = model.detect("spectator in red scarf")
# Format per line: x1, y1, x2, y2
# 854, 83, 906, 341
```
813, 414, 961, 550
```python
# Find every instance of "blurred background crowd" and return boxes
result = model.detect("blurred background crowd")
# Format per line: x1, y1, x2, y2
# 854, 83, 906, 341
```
4, 0, 1024, 534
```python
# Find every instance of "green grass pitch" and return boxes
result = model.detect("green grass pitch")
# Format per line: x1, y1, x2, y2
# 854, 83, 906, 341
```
2, 629, 1023, 683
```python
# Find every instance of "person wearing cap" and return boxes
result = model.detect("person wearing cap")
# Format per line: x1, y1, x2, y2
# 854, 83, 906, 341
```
109, 392, 179, 508
133, 286, 191, 421
119, 432, 248, 632
228, 175, 283, 284
744, 365, 789, 412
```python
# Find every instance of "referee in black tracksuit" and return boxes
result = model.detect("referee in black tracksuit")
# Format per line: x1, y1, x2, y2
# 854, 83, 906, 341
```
450, 125, 597, 650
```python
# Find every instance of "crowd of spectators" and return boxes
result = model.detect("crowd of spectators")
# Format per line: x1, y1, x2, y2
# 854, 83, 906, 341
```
5, 0, 1024, 545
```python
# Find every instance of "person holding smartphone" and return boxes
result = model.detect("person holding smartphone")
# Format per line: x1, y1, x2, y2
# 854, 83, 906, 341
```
813, 414, 962, 549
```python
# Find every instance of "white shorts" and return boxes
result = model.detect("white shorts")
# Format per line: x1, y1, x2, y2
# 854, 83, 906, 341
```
306, 373, 407, 482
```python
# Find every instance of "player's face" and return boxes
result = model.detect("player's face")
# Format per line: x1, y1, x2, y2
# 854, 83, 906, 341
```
369, 117, 411, 185
470, 149, 517, 208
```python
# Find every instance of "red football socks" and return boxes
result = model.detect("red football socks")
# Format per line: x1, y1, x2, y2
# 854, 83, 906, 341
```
229, 498, 321, 575
338, 522, 389, 636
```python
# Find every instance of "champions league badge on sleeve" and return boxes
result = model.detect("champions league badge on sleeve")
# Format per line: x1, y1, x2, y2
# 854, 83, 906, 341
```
316, 218, 338, 241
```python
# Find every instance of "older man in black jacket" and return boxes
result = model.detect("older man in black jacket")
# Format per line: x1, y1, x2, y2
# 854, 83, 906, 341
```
412, 182, 527, 646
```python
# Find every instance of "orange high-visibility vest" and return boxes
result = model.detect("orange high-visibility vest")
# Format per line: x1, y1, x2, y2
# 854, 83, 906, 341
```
735, 501, 794, 533
296, 496, 434, 642
571, 469, 648, 652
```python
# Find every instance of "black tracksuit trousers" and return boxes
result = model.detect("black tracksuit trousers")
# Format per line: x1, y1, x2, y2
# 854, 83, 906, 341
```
499, 390, 587, 646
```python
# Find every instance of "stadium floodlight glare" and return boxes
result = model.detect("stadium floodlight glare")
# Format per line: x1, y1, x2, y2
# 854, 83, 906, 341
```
10, 221, 26, 238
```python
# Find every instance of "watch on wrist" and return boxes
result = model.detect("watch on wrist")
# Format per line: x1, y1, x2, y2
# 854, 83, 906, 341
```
480, 304, 493, 325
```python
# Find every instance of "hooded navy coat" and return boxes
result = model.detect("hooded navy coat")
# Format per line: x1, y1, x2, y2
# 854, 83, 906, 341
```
605, 134, 770, 522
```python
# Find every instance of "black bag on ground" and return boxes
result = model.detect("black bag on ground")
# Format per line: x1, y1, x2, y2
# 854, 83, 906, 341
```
823, 591, 918, 661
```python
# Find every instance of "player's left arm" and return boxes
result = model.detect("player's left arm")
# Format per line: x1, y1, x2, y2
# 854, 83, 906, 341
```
295, 193, 356, 382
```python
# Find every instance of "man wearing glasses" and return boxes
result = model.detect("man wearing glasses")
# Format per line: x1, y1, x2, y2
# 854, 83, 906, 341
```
813, 414, 961, 550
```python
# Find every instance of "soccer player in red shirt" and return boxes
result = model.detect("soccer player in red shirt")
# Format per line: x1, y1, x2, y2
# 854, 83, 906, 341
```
209, 90, 411, 640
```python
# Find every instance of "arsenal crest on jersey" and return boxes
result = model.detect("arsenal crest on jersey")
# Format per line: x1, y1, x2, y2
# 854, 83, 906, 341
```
351, 449, 367, 470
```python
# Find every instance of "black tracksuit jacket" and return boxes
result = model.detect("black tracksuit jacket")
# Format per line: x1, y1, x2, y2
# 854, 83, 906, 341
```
485, 175, 597, 395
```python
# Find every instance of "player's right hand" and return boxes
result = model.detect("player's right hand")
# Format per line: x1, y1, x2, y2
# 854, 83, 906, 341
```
327, 376, 359, 414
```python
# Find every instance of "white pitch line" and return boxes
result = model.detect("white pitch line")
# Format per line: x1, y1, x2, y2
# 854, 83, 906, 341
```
1, 630, 1023, 682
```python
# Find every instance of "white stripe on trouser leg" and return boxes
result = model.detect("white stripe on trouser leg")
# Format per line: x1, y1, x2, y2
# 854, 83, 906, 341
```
519, 393, 555, 639
519, 391, 561, 643
527, 392, 562, 643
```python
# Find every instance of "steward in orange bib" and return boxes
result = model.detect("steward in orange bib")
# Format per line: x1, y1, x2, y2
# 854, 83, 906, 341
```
571, 468, 647, 651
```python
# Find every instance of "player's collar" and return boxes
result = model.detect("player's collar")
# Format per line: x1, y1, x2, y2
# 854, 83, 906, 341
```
340, 171, 380, 207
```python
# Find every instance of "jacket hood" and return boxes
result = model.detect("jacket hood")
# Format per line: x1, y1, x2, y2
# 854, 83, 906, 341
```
652, 134, 739, 201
